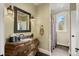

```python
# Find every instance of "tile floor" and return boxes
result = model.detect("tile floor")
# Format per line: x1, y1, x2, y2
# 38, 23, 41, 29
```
51, 45, 69, 56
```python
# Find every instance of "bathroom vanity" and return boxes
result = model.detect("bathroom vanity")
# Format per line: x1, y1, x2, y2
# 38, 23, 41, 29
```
5, 6, 39, 56
5, 38, 39, 56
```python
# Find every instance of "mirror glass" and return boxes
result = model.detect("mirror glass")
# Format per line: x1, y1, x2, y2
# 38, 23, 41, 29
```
14, 6, 31, 33
17, 11, 29, 30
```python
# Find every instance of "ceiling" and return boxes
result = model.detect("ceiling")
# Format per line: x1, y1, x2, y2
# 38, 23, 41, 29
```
51, 3, 70, 14
32, 3, 41, 6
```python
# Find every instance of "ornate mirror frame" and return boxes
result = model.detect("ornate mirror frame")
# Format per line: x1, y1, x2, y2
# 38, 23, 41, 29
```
14, 6, 31, 33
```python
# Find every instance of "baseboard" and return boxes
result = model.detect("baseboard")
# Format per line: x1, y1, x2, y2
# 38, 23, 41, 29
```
0, 54, 3, 56
38, 48, 50, 55
57, 44, 69, 48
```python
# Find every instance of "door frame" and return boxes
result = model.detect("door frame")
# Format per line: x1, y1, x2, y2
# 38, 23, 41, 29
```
50, 4, 71, 56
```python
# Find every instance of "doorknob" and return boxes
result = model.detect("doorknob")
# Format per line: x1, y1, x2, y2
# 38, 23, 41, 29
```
72, 35, 75, 37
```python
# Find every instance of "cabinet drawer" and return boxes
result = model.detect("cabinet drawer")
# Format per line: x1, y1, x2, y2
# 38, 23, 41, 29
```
5, 50, 17, 56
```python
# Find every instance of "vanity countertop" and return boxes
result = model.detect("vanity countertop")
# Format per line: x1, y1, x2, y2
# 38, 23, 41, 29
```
6, 40, 31, 45
6, 38, 33, 45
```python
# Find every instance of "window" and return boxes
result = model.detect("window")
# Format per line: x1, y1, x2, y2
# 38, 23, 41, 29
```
56, 15, 66, 32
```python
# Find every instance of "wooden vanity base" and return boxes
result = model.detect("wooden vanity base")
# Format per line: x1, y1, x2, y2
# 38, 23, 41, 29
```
5, 39, 39, 56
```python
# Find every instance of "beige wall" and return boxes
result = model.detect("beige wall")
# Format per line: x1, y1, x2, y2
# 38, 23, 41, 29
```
36, 4, 50, 51
4, 3, 50, 51
55, 11, 70, 46
0, 4, 5, 55
4, 3, 37, 40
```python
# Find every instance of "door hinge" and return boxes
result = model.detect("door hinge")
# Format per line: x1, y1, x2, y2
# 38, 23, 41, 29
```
75, 48, 79, 52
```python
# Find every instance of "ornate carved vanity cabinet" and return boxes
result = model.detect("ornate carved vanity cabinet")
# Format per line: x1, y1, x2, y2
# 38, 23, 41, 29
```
5, 38, 39, 56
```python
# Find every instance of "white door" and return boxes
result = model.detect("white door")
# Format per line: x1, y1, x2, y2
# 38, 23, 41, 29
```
71, 10, 76, 56
75, 3, 79, 56
71, 3, 79, 56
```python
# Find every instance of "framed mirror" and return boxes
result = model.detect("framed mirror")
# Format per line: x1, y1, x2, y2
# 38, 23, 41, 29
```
14, 6, 31, 33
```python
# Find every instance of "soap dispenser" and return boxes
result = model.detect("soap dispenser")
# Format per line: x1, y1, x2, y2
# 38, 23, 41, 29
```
11, 34, 17, 42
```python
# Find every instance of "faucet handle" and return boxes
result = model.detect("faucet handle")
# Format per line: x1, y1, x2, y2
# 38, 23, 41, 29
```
19, 34, 24, 39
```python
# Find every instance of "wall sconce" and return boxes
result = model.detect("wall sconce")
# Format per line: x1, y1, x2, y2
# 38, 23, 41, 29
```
31, 16, 35, 21
7, 5, 13, 15
31, 16, 36, 24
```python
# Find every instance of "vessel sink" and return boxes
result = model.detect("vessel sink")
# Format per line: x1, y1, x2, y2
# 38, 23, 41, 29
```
20, 38, 32, 42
